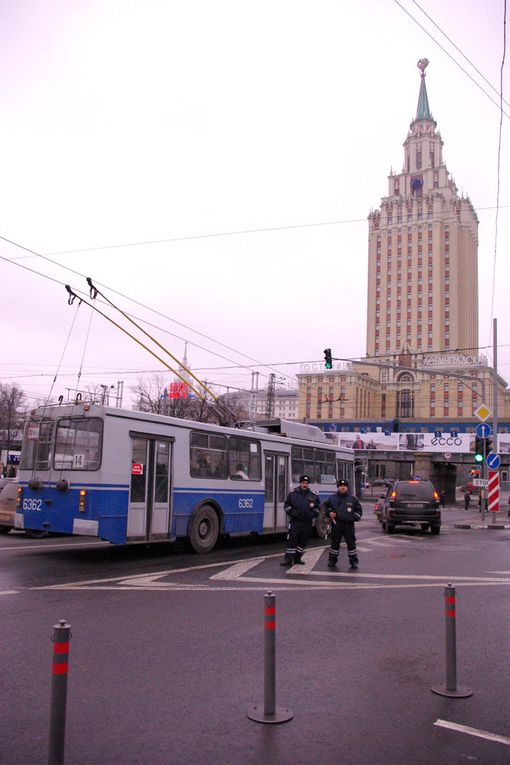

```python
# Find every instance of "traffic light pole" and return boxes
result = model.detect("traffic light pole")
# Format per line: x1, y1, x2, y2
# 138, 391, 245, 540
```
481, 439, 487, 524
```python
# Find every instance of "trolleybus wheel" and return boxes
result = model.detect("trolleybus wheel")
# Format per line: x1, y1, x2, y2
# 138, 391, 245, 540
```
314, 510, 329, 540
25, 529, 49, 539
189, 505, 219, 554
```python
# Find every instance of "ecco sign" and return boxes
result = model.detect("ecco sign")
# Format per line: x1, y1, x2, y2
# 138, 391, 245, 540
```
431, 436, 463, 447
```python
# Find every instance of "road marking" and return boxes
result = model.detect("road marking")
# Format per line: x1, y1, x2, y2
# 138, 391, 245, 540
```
434, 719, 510, 746
0, 590, 18, 596
287, 547, 325, 574
209, 559, 264, 580
291, 570, 510, 582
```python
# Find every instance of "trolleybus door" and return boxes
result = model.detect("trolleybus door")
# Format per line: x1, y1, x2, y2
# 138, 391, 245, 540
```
127, 436, 173, 541
263, 452, 288, 531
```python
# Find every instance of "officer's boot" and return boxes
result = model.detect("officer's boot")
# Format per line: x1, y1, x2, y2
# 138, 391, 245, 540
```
349, 556, 359, 570
327, 553, 337, 568
294, 547, 305, 565
280, 554, 293, 566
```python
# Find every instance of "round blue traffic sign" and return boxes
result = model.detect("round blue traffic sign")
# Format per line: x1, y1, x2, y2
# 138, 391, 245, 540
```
475, 423, 492, 439
486, 452, 501, 469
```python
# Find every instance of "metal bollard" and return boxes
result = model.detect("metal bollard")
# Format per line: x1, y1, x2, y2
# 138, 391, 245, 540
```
431, 585, 472, 698
247, 592, 293, 723
48, 620, 71, 765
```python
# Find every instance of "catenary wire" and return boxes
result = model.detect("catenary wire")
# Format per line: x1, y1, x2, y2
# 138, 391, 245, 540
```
409, 0, 510, 109
393, 0, 510, 119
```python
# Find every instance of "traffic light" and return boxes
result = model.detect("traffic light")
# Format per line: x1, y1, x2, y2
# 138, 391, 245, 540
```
324, 348, 333, 369
485, 436, 493, 454
474, 436, 484, 463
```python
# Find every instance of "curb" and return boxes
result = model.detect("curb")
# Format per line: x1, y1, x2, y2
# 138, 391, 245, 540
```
454, 522, 510, 530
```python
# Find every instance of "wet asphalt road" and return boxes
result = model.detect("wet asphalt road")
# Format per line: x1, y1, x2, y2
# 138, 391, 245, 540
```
1, 506, 509, 765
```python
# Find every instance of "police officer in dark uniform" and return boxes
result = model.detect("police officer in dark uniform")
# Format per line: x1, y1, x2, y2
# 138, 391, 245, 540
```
280, 475, 321, 566
324, 478, 363, 569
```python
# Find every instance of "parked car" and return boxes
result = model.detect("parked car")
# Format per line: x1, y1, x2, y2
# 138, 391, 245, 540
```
0, 479, 19, 533
373, 497, 384, 523
380, 479, 441, 534
460, 482, 481, 495
0, 479, 48, 537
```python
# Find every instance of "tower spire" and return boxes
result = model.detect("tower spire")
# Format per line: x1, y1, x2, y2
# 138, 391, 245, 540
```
416, 58, 432, 121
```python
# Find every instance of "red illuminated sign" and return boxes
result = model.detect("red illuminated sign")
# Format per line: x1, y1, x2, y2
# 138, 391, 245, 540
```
131, 463, 144, 475
169, 382, 189, 399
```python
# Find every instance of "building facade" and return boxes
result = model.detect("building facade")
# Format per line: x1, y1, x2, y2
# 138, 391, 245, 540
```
297, 61, 510, 445
367, 58, 478, 359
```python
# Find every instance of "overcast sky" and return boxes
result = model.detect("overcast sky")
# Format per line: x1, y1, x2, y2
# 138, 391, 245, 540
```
0, 0, 508, 407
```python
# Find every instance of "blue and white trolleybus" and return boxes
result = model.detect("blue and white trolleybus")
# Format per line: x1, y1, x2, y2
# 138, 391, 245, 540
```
15, 402, 354, 553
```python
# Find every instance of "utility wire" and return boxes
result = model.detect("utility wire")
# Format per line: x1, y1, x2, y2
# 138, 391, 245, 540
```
0, 241, 293, 384
409, 0, 510, 110
393, 0, 510, 119
2, 205, 506, 260
489, 0, 507, 338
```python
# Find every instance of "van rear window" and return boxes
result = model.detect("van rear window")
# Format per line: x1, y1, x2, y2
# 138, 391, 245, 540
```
395, 482, 435, 500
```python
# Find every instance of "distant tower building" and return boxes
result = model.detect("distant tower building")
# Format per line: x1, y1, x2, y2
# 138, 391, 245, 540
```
367, 59, 479, 358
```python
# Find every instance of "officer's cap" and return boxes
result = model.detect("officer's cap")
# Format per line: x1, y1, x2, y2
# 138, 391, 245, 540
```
337, 479, 349, 487
299, 475, 310, 483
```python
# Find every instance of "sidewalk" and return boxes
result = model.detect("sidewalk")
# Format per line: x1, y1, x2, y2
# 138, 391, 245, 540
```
450, 505, 510, 530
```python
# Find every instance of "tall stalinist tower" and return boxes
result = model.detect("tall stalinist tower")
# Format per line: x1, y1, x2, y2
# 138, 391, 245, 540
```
366, 59, 479, 360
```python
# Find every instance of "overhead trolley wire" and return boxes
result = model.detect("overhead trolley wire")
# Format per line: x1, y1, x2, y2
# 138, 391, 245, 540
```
0, 237, 292, 384
393, 0, 510, 119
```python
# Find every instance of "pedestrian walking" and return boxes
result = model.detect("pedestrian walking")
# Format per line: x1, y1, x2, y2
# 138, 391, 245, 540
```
324, 479, 363, 570
280, 475, 321, 566
439, 489, 446, 508
507, 494, 510, 520
464, 490, 471, 510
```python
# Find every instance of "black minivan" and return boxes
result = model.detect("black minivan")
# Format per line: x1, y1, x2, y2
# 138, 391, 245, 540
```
381, 479, 441, 534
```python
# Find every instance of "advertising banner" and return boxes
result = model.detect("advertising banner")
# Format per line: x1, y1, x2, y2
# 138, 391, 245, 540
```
329, 431, 474, 453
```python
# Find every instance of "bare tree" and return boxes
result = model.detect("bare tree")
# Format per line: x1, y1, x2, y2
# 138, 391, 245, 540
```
131, 376, 249, 425
0, 384, 26, 471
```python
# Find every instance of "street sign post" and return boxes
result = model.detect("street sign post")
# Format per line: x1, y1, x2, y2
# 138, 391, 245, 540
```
473, 478, 488, 488
475, 423, 492, 439
486, 452, 501, 470
487, 470, 500, 513
474, 404, 492, 422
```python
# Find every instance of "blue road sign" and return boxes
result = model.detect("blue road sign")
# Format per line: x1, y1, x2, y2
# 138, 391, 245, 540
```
434, 430, 442, 438
475, 423, 492, 439
486, 452, 501, 469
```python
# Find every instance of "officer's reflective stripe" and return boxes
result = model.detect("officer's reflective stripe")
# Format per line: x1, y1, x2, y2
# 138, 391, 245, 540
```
52, 640, 69, 674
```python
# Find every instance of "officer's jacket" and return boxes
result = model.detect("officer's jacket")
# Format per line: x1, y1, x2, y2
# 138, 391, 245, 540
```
284, 487, 321, 523
324, 492, 363, 523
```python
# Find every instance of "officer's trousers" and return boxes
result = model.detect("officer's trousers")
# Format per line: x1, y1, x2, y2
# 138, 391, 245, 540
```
329, 522, 358, 563
285, 521, 312, 560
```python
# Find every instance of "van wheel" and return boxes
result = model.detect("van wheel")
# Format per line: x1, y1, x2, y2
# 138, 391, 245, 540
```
188, 505, 220, 553
0, 526, 10, 534
430, 525, 441, 535
25, 530, 49, 539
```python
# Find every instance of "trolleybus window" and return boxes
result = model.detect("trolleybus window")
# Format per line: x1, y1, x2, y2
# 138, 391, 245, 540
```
190, 432, 228, 478
155, 441, 170, 502
291, 446, 337, 485
54, 417, 103, 470
21, 420, 55, 471
228, 436, 261, 481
